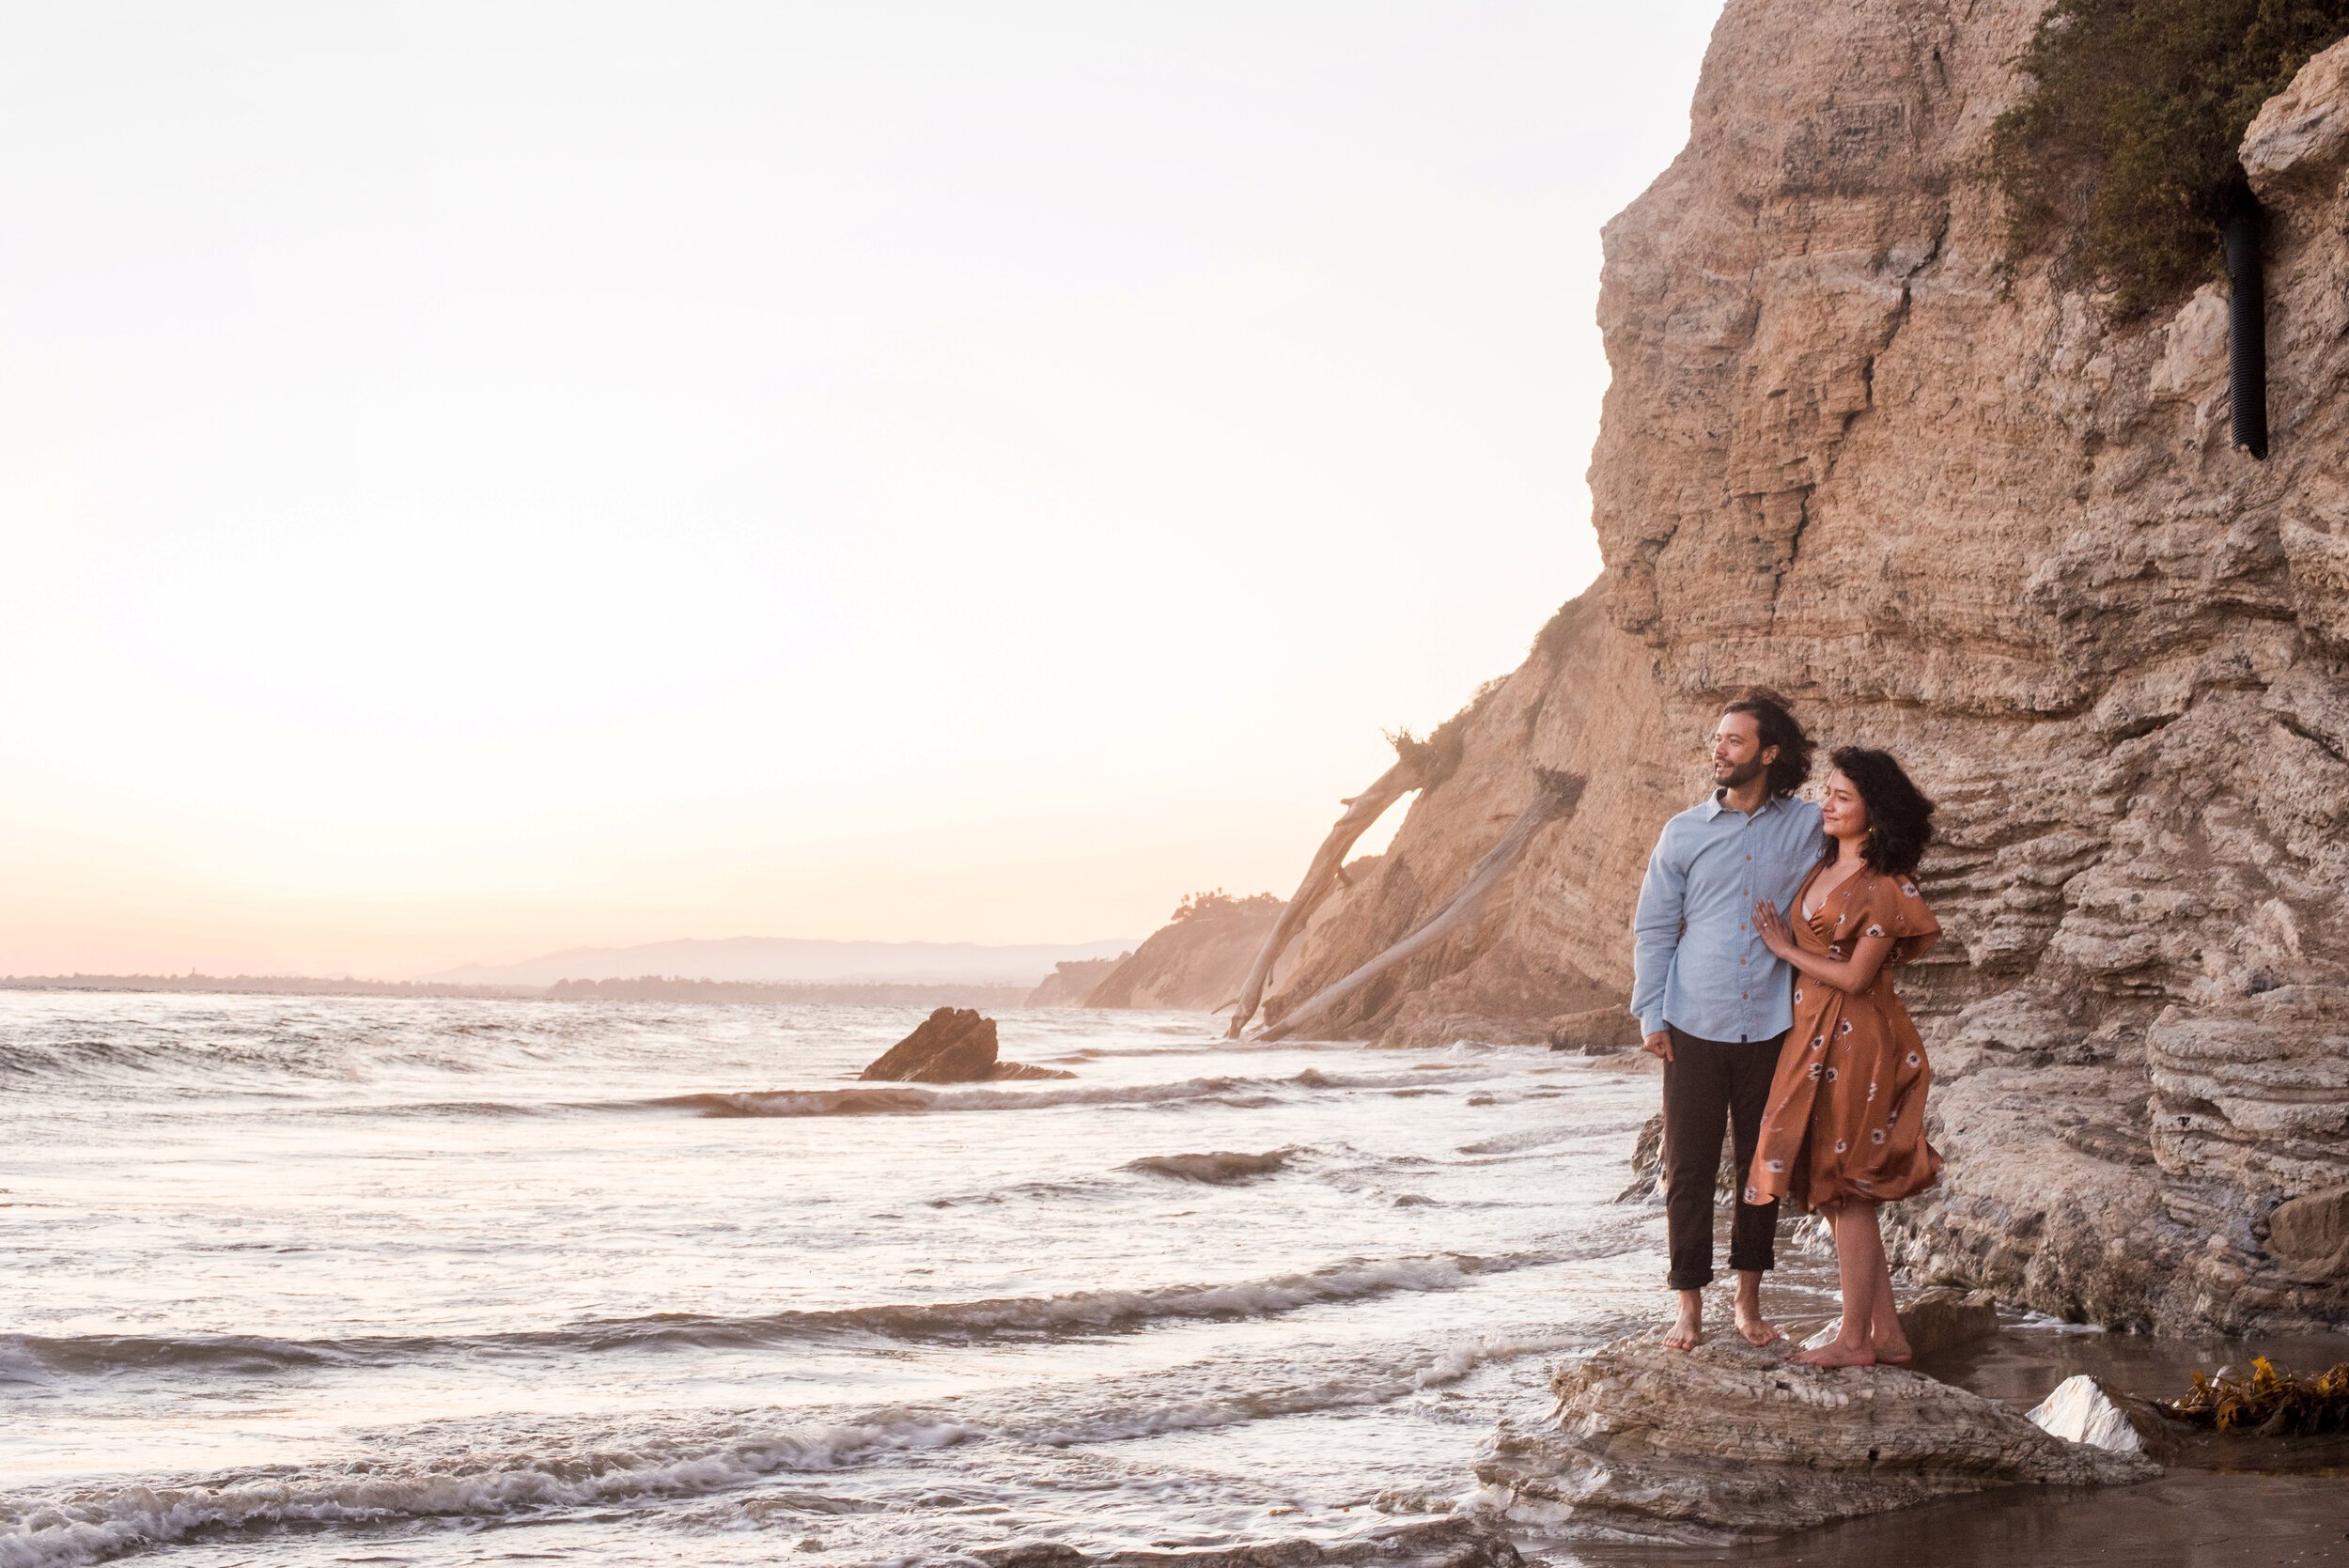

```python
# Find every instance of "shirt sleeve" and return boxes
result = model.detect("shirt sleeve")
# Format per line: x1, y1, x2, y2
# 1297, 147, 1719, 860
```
1629, 824, 1688, 1037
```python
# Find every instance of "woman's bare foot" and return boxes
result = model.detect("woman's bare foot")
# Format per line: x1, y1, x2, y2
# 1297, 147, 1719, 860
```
1873, 1333, 1914, 1366
1662, 1293, 1704, 1351
1791, 1339, 1877, 1368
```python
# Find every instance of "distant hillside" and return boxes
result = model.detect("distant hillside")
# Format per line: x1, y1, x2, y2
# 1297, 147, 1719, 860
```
544, 977, 1034, 1008
1025, 956, 1128, 1007
1083, 892, 1283, 1011
422, 935, 1136, 988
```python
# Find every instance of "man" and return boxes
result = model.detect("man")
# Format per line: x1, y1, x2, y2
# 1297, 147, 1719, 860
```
1630, 690, 1820, 1350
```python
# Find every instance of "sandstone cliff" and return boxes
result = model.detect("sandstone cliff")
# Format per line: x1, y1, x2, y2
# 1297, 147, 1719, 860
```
1260, 5, 2349, 1333
1084, 893, 1283, 1012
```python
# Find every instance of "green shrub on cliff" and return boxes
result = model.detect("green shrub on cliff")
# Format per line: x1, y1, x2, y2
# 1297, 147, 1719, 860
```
1168, 889, 1281, 923
1990, 0, 2349, 318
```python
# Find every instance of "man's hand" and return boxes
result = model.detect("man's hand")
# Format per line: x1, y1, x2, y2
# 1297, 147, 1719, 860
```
1641, 1030, 1673, 1063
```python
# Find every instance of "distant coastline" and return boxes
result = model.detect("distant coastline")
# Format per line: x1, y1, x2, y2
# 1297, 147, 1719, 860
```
0, 973, 1038, 1009
421, 933, 1138, 989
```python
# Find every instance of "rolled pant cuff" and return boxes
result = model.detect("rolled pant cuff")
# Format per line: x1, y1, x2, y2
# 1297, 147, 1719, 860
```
1666, 1270, 1715, 1292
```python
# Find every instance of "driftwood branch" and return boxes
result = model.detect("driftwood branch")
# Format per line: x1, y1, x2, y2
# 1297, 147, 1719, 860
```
1222, 742, 1432, 1037
1255, 768, 1587, 1044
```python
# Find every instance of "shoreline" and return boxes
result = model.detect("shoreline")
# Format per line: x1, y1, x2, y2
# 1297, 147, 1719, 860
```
1554, 1234, 2349, 1566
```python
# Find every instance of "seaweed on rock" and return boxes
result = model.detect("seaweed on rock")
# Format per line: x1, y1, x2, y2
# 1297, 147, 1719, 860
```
2159, 1357, 2349, 1436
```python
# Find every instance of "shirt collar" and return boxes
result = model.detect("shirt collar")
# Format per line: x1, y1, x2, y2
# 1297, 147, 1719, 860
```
1704, 787, 1783, 819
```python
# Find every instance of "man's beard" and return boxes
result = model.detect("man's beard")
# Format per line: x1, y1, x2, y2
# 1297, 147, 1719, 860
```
1714, 755, 1766, 789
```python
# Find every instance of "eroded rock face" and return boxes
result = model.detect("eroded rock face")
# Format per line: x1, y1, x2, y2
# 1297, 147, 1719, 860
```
1472, 1335, 2153, 1544
859, 1008, 1067, 1083
1261, 8, 2349, 1330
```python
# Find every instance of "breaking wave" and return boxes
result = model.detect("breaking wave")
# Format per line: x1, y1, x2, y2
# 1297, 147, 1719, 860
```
637, 1068, 1476, 1120
0, 1411, 967, 1568
0, 1252, 1544, 1382
1121, 1147, 1303, 1184
0, 1317, 1579, 1568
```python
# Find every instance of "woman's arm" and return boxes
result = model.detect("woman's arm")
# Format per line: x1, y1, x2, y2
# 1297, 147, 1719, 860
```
1753, 900, 1896, 994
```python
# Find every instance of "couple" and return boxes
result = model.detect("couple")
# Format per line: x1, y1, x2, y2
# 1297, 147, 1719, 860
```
1630, 690, 1940, 1368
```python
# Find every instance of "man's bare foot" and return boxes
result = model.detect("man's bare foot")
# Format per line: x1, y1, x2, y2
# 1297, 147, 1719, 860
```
1662, 1301, 1704, 1351
1791, 1340, 1876, 1368
1735, 1305, 1783, 1346
1730, 1272, 1780, 1346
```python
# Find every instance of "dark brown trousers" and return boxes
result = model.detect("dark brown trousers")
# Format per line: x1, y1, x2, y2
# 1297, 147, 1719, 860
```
1662, 1024, 1784, 1291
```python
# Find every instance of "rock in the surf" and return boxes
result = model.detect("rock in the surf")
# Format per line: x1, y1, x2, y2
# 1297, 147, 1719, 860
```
1470, 1333, 2155, 1544
2027, 1374, 2179, 1462
1797, 1287, 2001, 1362
1546, 1006, 1641, 1054
1892, 1287, 2000, 1359
1616, 1111, 1735, 1204
858, 1008, 1070, 1084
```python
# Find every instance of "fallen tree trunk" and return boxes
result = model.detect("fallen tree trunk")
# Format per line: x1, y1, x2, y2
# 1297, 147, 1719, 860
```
1222, 740, 1431, 1037
1256, 768, 1586, 1044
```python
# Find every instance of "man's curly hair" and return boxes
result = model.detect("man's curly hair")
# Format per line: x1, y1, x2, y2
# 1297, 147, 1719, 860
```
1721, 688, 1813, 800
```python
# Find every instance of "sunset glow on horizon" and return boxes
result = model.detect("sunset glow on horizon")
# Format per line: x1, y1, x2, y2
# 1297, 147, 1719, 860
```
2, 2, 1725, 979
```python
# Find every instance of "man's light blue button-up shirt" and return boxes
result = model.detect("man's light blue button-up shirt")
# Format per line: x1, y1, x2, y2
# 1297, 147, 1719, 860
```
1630, 789, 1825, 1044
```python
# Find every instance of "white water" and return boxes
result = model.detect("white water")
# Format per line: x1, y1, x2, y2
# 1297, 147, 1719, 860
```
0, 991, 1786, 1566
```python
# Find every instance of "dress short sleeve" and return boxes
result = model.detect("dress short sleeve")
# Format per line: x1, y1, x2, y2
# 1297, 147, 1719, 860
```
1855, 873, 1938, 958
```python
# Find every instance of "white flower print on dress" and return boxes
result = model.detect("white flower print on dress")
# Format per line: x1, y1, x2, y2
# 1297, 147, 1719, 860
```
1806, 1063, 1823, 1080
1825, 1066, 1839, 1082
1839, 1020, 1853, 1036
1906, 1051, 1921, 1067
1870, 1127, 1888, 1144
1867, 1081, 1878, 1100
1810, 1036, 1825, 1050
1766, 1158, 1786, 1173
1865, 924, 1886, 937
1834, 1139, 1848, 1154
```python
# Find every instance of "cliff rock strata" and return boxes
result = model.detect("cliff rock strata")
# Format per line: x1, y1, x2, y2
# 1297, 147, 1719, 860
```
1265, 6, 2349, 1331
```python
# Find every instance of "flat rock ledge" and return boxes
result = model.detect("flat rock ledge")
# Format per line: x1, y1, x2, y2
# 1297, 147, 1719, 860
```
1469, 1333, 2156, 1545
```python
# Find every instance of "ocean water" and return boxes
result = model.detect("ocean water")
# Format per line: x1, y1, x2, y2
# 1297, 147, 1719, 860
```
0, 991, 1738, 1567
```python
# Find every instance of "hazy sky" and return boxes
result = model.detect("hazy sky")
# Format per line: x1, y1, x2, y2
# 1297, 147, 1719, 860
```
2, 2, 1724, 978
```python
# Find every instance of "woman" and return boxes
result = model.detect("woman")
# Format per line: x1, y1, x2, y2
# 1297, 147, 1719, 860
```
1746, 747, 1940, 1368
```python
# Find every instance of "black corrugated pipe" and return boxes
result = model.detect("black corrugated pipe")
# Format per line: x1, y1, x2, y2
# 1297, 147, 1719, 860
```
2221, 177, 2267, 459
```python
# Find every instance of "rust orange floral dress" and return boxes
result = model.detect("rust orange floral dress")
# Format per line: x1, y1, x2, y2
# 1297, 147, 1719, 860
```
1746, 864, 1942, 1212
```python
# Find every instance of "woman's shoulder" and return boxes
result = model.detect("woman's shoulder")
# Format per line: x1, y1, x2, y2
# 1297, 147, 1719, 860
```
1856, 871, 1937, 938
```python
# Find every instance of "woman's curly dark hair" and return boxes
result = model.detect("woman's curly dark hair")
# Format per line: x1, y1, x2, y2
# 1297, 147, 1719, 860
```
1722, 689, 1813, 800
1825, 746, 1937, 875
